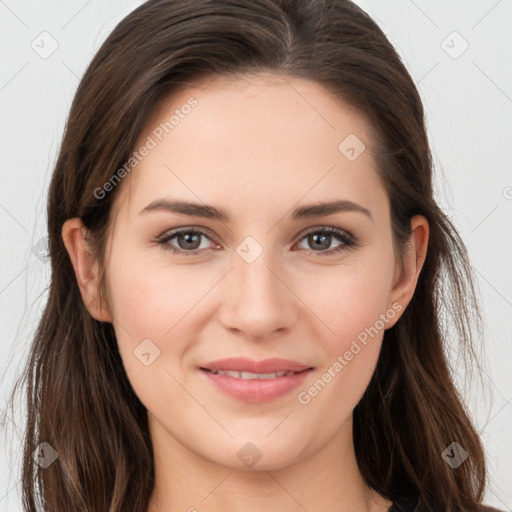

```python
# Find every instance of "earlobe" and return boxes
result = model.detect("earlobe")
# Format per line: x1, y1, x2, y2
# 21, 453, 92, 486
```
61, 218, 112, 322
387, 215, 429, 327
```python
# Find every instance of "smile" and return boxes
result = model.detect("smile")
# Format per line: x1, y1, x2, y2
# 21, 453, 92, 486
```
204, 369, 300, 379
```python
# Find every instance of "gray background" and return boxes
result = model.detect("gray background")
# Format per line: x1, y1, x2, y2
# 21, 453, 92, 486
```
1, 0, 511, 510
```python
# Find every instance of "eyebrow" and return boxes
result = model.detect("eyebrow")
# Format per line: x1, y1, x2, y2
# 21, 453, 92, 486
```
139, 198, 373, 221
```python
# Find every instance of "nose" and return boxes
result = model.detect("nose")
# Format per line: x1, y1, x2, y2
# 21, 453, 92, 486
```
217, 247, 298, 341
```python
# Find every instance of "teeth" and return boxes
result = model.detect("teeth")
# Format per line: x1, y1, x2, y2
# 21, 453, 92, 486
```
209, 370, 296, 379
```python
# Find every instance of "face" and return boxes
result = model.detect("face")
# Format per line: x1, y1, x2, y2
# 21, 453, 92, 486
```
99, 73, 408, 470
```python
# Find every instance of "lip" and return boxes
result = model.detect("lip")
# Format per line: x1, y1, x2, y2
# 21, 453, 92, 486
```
199, 358, 314, 403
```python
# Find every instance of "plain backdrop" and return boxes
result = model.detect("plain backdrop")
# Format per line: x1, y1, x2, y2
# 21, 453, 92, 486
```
1, 1, 511, 510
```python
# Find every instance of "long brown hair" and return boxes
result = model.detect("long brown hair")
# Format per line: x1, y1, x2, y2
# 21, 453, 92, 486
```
4, 0, 489, 510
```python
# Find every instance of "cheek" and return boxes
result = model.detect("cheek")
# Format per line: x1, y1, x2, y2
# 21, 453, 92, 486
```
295, 248, 395, 392
104, 246, 167, 350
105, 256, 206, 405
105, 241, 221, 371
106, 231, 196, 328
299, 252, 395, 342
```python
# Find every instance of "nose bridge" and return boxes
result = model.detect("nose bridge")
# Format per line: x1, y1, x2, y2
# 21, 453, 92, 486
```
219, 235, 296, 339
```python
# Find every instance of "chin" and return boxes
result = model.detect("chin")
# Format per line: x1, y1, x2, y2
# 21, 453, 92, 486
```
201, 435, 311, 472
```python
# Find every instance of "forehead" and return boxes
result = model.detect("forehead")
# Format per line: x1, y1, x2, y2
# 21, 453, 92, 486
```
114, 72, 385, 222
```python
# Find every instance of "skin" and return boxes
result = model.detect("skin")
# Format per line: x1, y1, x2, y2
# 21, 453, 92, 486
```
62, 73, 429, 512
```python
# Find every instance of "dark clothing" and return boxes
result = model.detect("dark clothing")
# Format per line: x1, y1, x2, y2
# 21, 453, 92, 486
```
388, 489, 505, 512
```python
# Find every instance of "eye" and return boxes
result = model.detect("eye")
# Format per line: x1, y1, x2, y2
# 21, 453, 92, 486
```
156, 228, 217, 256
294, 226, 356, 256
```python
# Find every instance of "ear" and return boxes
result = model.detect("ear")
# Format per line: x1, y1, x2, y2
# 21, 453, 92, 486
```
61, 218, 112, 322
386, 215, 429, 328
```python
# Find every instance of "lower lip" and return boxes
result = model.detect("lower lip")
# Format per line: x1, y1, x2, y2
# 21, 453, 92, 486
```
200, 368, 313, 403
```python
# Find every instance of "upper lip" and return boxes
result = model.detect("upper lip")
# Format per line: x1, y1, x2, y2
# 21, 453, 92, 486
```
200, 358, 314, 374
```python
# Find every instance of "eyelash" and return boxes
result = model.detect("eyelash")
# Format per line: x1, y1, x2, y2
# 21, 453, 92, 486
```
155, 226, 357, 257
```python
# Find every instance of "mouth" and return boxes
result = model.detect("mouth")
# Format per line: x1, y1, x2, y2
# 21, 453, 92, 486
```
198, 361, 314, 403
199, 368, 311, 379
199, 357, 314, 375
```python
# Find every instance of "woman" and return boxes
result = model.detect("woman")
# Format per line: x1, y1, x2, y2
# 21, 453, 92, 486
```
7, 0, 504, 510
